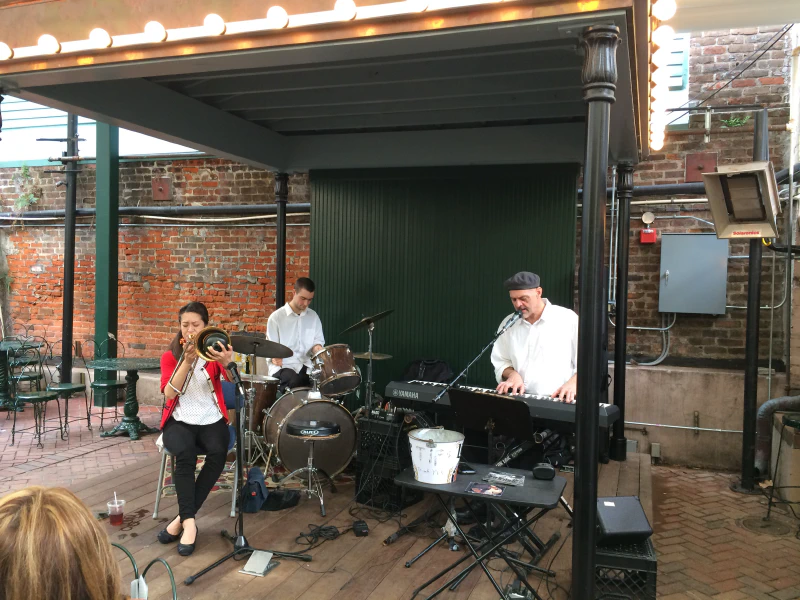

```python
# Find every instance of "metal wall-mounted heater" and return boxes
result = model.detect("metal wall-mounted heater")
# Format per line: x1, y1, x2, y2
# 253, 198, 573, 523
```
702, 161, 781, 239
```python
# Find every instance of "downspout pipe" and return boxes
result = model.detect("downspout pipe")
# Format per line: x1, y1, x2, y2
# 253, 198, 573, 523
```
576, 163, 799, 198
0, 203, 311, 219
755, 395, 800, 478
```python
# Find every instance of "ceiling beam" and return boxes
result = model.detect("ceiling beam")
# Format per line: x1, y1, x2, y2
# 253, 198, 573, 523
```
19, 79, 288, 170
235, 89, 584, 120
286, 123, 586, 170
212, 70, 583, 111
261, 102, 586, 132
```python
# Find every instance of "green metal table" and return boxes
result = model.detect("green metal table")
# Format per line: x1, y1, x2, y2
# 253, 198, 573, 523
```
87, 357, 161, 440
0, 339, 44, 411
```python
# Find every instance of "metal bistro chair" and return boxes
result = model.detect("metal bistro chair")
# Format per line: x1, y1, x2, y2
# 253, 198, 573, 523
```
44, 340, 90, 437
8, 344, 62, 447
81, 338, 128, 431
153, 381, 241, 519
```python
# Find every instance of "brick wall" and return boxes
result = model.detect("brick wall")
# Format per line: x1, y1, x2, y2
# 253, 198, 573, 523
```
0, 160, 310, 356
604, 25, 795, 371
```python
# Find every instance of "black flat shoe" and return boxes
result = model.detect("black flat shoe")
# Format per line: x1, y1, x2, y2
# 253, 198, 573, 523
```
177, 527, 198, 556
157, 527, 182, 544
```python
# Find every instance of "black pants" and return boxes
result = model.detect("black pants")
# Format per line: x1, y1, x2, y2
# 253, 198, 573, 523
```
163, 417, 229, 522
276, 366, 310, 393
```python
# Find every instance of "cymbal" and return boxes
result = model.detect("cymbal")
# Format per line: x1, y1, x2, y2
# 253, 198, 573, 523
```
352, 352, 393, 361
230, 336, 293, 359
340, 309, 395, 335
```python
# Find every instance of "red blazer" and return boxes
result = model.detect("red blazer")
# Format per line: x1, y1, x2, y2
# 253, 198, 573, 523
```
159, 350, 229, 430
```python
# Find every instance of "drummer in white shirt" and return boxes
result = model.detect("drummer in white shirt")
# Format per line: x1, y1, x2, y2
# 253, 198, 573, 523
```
267, 277, 325, 393
491, 271, 578, 404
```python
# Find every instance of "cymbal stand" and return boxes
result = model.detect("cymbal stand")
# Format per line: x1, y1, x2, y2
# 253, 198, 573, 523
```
365, 322, 375, 412
240, 348, 267, 467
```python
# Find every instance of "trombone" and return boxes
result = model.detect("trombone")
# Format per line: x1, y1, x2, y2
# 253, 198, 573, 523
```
168, 326, 231, 395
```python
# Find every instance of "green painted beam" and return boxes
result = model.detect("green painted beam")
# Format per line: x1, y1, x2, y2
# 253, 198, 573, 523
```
94, 122, 120, 406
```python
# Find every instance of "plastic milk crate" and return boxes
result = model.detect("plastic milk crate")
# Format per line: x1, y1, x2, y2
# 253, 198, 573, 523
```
595, 538, 657, 600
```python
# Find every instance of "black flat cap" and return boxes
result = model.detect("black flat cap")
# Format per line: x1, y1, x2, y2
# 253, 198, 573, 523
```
504, 271, 541, 290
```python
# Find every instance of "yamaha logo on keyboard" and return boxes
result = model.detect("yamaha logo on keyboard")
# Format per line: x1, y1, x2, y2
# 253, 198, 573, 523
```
393, 389, 419, 400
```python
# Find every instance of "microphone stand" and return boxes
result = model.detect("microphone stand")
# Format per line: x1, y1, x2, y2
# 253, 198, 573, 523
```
432, 310, 522, 404
185, 361, 312, 585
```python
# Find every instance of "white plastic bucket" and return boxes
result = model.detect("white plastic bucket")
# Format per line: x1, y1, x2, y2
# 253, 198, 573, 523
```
408, 428, 465, 484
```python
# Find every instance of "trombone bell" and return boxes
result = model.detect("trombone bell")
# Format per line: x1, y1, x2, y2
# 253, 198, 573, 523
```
168, 326, 232, 395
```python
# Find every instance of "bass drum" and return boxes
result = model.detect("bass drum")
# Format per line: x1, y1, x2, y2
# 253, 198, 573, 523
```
263, 388, 356, 477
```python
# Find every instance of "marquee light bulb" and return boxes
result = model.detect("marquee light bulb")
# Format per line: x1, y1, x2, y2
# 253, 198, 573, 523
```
650, 138, 665, 151
204, 14, 226, 36
334, 0, 358, 20
652, 0, 676, 21
652, 47, 672, 68
38, 34, 61, 54
144, 21, 167, 42
651, 67, 671, 87
266, 6, 290, 28
652, 24, 675, 48
89, 28, 112, 48
0, 42, 12, 60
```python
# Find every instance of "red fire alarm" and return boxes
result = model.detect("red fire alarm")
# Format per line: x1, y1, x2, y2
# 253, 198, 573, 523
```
640, 211, 657, 244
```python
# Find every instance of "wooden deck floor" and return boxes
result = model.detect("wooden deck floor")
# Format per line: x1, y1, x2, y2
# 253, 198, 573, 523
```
72, 454, 653, 600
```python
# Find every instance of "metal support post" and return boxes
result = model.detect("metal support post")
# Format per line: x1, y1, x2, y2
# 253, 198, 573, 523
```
573, 24, 620, 600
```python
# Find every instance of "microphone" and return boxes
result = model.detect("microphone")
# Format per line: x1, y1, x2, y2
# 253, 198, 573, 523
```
500, 309, 523, 334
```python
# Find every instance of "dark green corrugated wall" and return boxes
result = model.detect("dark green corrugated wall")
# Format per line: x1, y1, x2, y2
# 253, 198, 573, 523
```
310, 165, 578, 406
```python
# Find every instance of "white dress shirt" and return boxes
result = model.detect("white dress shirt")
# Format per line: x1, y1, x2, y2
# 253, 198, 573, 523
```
490, 299, 578, 396
266, 303, 325, 376
172, 360, 223, 425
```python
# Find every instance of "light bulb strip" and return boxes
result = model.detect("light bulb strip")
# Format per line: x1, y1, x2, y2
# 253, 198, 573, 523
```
0, 0, 505, 60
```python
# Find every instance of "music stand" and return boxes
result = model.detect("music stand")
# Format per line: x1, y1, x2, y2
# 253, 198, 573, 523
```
447, 388, 559, 581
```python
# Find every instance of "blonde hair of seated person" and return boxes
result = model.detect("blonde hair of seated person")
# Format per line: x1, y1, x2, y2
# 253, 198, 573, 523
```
0, 486, 124, 600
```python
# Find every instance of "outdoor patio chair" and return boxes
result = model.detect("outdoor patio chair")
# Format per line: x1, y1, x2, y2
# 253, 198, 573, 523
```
45, 339, 91, 436
80, 337, 128, 431
153, 381, 241, 519
8, 345, 62, 448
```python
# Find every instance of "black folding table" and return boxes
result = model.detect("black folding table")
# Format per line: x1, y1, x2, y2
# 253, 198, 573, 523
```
395, 464, 567, 600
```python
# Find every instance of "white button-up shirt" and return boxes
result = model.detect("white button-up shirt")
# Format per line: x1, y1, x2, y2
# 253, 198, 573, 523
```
490, 299, 578, 396
266, 303, 325, 376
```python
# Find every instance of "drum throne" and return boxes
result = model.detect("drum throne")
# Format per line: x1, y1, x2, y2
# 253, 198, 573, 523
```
282, 419, 341, 516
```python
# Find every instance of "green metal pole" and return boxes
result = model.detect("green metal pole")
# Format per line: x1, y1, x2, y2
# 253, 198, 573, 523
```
94, 123, 119, 406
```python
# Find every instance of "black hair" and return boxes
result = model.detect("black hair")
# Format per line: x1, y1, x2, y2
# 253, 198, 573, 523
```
168, 302, 210, 360
295, 277, 315, 294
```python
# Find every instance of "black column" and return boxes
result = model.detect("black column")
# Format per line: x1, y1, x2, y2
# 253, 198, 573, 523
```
60, 114, 78, 384
738, 108, 769, 491
573, 25, 620, 600
610, 163, 633, 461
275, 173, 289, 309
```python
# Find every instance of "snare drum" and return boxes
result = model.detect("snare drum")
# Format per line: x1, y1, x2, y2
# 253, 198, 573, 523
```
263, 388, 356, 476
240, 374, 278, 435
311, 344, 361, 397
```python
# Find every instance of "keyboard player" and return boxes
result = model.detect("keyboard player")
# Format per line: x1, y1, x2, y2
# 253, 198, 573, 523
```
491, 271, 578, 403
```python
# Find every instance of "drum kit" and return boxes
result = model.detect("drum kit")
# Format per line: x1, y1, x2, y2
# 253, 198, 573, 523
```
230, 309, 394, 487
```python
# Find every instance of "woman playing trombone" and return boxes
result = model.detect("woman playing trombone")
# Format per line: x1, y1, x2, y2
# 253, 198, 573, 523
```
158, 301, 234, 556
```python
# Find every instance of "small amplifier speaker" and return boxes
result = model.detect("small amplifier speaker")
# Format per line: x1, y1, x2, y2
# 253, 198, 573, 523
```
355, 416, 421, 510
596, 496, 652, 546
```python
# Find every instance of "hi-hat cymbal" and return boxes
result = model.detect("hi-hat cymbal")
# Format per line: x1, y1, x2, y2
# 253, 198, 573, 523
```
340, 309, 395, 335
352, 352, 393, 361
230, 336, 293, 359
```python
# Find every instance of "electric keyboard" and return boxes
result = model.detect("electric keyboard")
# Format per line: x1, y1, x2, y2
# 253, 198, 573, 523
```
385, 380, 620, 428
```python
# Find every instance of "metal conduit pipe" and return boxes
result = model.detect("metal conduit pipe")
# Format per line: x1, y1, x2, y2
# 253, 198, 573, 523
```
577, 163, 799, 199
0, 203, 311, 219
755, 395, 800, 479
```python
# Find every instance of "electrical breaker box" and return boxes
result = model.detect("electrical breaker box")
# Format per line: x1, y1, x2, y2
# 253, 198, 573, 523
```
658, 233, 728, 315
